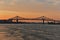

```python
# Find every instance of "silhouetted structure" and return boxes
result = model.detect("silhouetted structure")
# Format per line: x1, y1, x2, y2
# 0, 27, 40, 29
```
0, 16, 60, 24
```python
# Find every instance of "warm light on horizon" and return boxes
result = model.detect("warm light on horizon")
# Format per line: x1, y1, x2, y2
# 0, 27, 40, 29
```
0, 10, 60, 20
0, 0, 60, 20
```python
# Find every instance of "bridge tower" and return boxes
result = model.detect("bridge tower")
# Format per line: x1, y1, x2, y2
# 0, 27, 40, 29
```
8, 16, 24, 23
35, 16, 55, 24
15, 16, 19, 23
38, 16, 45, 24
40, 16, 45, 24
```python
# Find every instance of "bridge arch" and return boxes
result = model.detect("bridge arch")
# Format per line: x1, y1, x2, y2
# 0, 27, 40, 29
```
8, 16, 25, 23
35, 16, 55, 24
7, 16, 60, 24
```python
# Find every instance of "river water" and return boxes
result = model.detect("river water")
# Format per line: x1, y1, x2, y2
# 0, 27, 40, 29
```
0, 24, 60, 40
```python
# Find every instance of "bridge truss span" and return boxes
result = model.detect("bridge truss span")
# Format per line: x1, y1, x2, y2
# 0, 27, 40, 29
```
7, 16, 60, 24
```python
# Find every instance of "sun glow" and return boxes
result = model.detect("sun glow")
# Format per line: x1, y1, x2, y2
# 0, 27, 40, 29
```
0, 0, 60, 20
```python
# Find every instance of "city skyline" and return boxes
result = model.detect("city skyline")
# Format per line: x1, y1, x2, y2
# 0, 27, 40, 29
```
0, 0, 60, 20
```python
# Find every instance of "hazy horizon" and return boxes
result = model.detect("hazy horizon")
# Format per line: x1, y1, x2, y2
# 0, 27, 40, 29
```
0, 0, 60, 20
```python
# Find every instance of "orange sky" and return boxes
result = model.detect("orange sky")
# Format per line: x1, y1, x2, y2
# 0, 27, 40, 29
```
0, 0, 60, 20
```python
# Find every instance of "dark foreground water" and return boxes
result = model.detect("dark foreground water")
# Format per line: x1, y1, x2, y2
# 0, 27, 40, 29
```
0, 24, 60, 40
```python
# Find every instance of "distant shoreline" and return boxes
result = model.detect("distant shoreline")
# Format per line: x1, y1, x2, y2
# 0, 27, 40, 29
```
0, 22, 60, 25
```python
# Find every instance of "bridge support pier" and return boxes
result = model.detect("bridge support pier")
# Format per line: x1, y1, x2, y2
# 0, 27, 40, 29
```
42, 19, 45, 24
16, 19, 19, 23
53, 20, 55, 24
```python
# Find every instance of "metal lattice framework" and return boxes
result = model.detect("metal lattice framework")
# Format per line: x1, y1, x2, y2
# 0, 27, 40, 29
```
8, 16, 60, 23
8, 16, 25, 20
32, 16, 54, 21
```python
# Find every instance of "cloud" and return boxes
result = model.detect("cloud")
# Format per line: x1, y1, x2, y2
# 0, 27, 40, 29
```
0, 0, 60, 19
42, 0, 60, 6
0, 0, 16, 5
0, 0, 5, 4
0, 0, 60, 12
0, 0, 60, 6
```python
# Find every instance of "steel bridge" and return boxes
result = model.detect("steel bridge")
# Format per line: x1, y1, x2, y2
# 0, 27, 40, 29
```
7, 16, 60, 24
